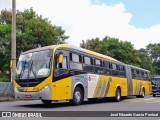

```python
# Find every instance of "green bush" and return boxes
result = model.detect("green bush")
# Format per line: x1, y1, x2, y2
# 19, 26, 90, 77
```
0, 73, 10, 82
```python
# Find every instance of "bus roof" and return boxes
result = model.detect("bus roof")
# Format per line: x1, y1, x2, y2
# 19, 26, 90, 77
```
67, 45, 121, 63
21, 44, 150, 72
22, 45, 56, 54
22, 44, 121, 63
129, 65, 150, 72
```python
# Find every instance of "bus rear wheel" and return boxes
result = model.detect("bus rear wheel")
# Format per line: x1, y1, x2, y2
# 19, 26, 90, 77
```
115, 88, 121, 102
153, 94, 156, 97
141, 89, 145, 98
136, 88, 145, 98
70, 87, 83, 106
41, 100, 52, 105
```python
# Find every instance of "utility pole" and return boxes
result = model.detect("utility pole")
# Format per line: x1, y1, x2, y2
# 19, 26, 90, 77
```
11, 0, 16, 97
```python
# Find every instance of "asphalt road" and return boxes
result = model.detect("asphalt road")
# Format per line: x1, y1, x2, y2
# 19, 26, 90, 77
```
0, 95, 160, 120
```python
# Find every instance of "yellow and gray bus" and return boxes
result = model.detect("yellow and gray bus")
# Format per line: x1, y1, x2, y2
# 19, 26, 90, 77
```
14, 44, 152, 105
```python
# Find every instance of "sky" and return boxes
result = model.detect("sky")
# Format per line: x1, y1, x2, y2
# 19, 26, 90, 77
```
0, 0, 160, 49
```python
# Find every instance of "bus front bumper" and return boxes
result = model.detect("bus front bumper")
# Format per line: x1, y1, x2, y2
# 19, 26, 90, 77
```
14, 85, 51, 100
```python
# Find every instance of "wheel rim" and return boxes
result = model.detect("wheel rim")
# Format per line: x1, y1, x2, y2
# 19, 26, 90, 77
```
117, 90, 120, 100
142, 90, 144, 97
75, 90, 81, 103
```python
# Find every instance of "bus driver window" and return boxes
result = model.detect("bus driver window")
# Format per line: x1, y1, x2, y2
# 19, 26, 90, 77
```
55, 55, 68, 77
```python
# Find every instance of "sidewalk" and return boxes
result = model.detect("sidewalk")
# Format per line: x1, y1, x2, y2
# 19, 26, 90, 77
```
0, 97, 15, 102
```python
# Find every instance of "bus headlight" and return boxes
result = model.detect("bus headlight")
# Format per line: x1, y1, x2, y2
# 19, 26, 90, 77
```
39, 85, 50, 92
14, 87, 19, 93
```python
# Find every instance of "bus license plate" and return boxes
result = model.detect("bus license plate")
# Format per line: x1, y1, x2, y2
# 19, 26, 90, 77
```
24, 94, 32, 98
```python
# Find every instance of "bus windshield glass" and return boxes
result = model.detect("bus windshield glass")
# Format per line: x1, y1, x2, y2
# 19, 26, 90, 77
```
152, 78, 160, 87
16, 50, 52, 79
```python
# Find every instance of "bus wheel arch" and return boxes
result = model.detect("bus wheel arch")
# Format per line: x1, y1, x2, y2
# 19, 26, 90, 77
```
70, 84, 84, 106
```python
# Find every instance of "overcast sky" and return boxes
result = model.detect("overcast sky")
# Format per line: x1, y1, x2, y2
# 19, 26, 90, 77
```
0, 0, 160, 49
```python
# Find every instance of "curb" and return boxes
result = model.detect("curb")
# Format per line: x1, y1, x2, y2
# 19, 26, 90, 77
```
0, 98, 15, 102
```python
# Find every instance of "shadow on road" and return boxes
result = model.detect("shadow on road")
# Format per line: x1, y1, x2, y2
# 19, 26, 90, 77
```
15, 97, 131, 109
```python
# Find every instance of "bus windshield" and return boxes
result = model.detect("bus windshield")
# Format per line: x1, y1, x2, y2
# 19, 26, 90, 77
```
16, 50, 52, 79
152, 78, 160, 87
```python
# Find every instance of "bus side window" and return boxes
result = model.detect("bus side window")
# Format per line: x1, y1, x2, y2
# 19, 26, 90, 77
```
83, 56, 94, 73
83, 56, 92, 65
140, 71, 144, 80
119, 65, 126, 77
108, 63, 113, 75
109, 63, 113, 69
70, 53, 82, 70
104, 61, 111, 75
136, 70, 140, 79
131, 68, 136, 79
112, 63, 118, 76
94, 59, 103, 74
144, 72, 148, 80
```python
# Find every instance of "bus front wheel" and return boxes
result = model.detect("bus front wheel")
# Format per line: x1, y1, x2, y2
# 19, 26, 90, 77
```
70, 87, 83, 106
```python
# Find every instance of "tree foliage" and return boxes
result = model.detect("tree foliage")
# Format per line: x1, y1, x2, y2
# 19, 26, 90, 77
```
0, 8, 69, 81
136, 48, 153, 73
80, 36, 160, 75
80, 36, 141, 66
146, 43, 160, 74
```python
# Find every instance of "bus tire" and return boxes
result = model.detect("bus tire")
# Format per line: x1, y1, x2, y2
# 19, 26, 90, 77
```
70, 87, 83, 106
115, 88, 121, 102
41, 100, 52, 105
139, 88, 145, 98
153, 94, 156, 97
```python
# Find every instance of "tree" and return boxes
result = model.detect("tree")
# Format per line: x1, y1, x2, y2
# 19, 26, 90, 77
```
136, 48, 153, 74
146, 43, 160, 62
146, 43, 160, 74
80, 36, 141, 66
0, 8, 69, 81
81, 37, 102, 53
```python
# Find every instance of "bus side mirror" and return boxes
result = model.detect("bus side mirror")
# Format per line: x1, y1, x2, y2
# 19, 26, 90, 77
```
58, 54, 63, 64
